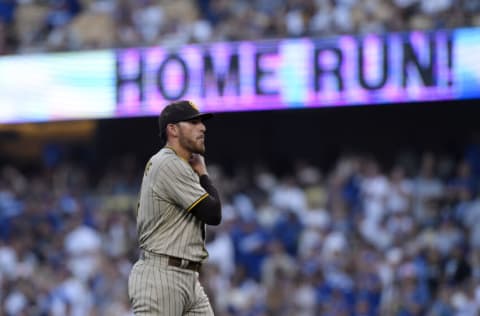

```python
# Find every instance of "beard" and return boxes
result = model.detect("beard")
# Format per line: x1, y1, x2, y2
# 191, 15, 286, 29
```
179, 133, 205, 154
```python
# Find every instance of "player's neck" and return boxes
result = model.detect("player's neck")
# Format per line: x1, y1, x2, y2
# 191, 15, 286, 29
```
165, 142, 191, 162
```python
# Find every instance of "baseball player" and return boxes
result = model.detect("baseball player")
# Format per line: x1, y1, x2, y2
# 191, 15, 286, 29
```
128, 100, 222, 315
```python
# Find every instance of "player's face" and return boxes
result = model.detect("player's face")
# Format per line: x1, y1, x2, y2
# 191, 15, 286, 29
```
177, 119, 206, 154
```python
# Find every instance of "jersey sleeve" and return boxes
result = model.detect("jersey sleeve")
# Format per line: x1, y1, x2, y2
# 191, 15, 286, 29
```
154, 156, 209, 212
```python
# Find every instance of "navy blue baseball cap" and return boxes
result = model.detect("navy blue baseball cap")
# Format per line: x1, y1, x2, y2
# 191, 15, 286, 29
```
158, 100, 213, 144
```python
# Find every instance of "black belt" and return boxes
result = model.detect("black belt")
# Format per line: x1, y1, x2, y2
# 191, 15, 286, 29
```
167, 256, 202, 272
141, 251, 202, 272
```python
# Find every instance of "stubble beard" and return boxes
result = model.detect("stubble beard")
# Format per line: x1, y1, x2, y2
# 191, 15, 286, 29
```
180, 135, 205, 155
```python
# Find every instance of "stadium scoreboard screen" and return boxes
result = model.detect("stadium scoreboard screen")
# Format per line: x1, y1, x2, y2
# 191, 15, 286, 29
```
0, 28, 479, 123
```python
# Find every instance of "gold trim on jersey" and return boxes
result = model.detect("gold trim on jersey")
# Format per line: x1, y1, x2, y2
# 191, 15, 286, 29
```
164, 146, 189, 164
186, 193, 209, 212
165, 146, 176, 154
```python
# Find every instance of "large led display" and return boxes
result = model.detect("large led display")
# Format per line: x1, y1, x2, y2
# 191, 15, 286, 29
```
0, 51, 115, 123
1, 28, 479, 123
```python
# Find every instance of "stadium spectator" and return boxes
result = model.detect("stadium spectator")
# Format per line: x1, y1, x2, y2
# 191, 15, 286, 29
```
1, 145, 480, 315
0, 0, 479, 55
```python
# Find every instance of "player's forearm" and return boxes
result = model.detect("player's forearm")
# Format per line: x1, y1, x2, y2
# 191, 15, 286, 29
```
190, 175, 222, 225
199, 175, 220, 201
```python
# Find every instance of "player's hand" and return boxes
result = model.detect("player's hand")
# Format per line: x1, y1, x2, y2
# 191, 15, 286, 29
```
189, 154, 208, 176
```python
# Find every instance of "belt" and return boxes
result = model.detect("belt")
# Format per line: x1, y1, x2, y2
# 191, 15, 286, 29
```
141, 251, 202, 272
167, 256, 202, 272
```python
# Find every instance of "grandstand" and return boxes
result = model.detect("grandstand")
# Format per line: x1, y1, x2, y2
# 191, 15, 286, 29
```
1, 1, 480, 316
0, 0, 480, 55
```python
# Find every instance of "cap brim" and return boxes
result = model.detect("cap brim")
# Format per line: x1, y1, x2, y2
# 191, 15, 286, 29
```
185, 113, 213, 122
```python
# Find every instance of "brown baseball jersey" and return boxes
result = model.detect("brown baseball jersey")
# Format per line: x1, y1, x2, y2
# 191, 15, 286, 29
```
136, 146, 209, 262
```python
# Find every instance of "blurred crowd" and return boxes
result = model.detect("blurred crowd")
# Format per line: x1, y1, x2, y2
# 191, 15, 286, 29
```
1, 142, 480, 315
1, 0, 480, 55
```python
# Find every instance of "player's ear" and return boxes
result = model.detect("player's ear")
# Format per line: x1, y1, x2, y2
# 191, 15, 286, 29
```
167, 123, 178, 138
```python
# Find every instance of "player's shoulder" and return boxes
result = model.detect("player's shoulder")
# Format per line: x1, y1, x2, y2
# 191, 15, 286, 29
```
153, 147, 189, 171
155, 147, 175, 160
